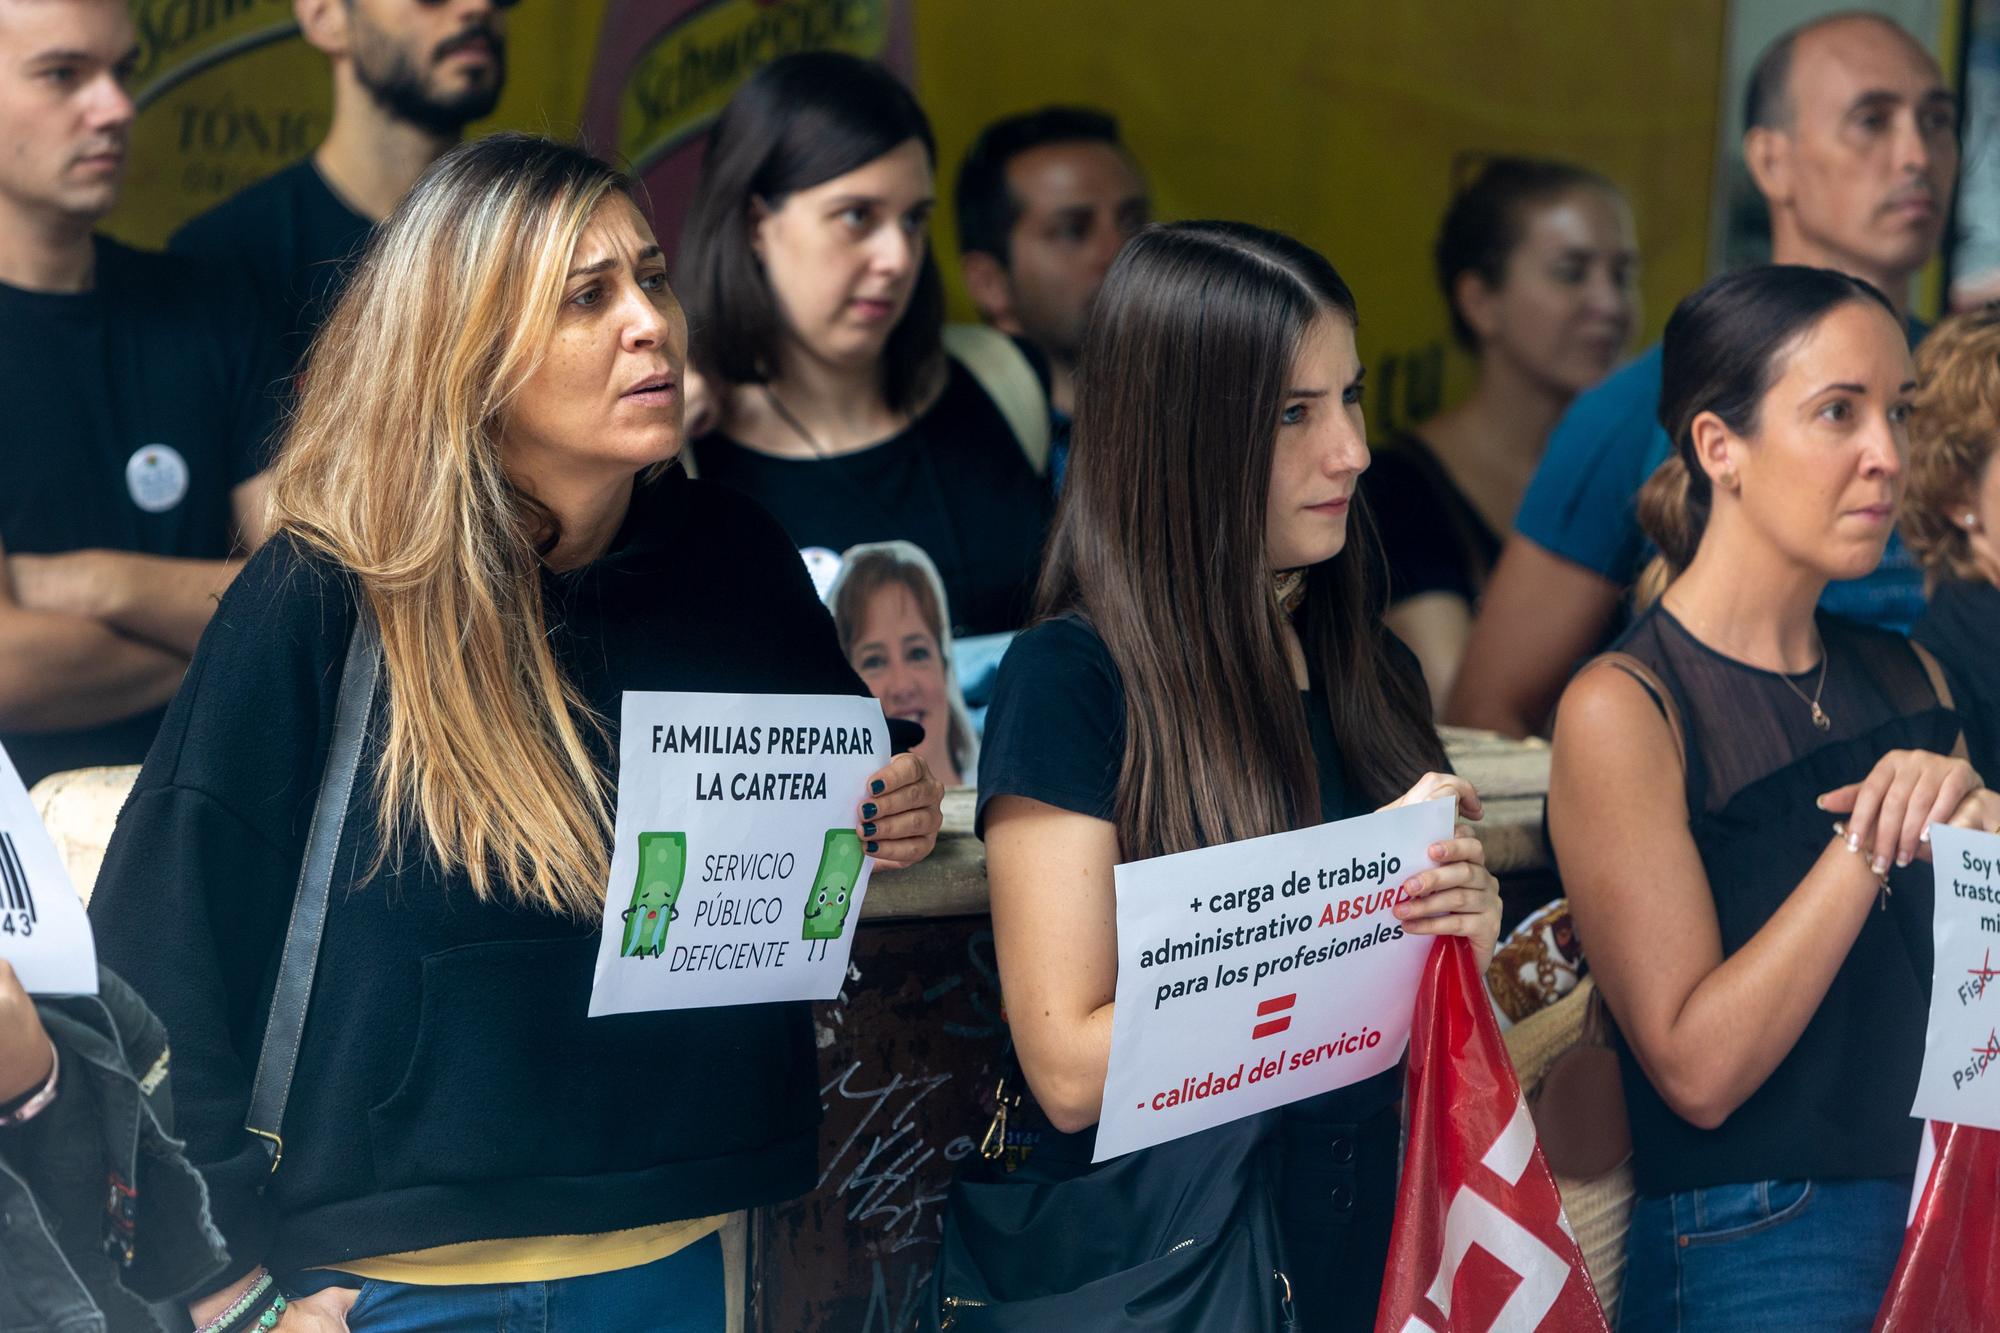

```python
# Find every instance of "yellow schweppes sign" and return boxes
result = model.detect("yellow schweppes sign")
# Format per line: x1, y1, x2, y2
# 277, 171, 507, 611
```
616, 0, 888, 173
130, 0, 298, 110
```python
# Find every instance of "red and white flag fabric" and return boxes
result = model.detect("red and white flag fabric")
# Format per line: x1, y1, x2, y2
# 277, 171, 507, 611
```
1874, 1119, 2000, 1330
1375, 939, 1609, 1332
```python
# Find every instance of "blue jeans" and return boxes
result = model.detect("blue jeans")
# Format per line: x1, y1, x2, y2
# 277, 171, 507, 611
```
1619, 1177, 1909, 1332
283, 1232, 726, 1332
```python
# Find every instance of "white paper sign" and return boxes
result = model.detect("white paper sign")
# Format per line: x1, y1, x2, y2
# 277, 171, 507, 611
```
1913, 825, 2000, 1129
1093, 797, 1454, 1161
0, 743, 97, 995
588, 692, 889, 1016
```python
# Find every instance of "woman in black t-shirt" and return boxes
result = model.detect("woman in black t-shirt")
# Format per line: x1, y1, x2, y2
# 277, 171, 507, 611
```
1372, 158, 1636, 708
675, 53, 1051, 637
975, 222, 1502, 1332
1548, 268, 2000, 1331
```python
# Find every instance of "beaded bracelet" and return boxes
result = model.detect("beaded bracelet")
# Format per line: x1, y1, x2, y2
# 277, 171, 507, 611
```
0, 1039, 58, 1127
196, 1270, 289, 1333
1830, 822, 1894, 910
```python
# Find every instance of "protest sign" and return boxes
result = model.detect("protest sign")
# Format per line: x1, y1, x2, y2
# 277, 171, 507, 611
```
0, 743, 96, 995
1912, 825, 2000, 1129
1092, 796, 1455, 1162
588, 691, 888, 1016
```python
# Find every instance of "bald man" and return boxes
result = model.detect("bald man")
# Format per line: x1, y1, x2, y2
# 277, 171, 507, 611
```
1448, 12, 1957, 737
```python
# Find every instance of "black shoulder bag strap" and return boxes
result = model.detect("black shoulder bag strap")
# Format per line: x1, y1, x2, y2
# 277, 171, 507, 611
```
245, 598, 382, 1175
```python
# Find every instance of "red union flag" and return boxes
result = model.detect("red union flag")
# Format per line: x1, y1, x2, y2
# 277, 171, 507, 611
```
1375, 940, 1608, 1332
1874, 1120, 2000, 1330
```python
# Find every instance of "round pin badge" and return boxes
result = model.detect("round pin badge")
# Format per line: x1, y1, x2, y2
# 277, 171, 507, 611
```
126, 444, 190, 514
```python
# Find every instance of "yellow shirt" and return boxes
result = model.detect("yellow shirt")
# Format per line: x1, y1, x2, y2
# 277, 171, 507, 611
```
333, 1215, 726, 1285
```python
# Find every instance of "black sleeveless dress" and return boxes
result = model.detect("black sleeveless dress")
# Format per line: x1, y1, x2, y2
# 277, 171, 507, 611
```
1592, 605, 1960, 1194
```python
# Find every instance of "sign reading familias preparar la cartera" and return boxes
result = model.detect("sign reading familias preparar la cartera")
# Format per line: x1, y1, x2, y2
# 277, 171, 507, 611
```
588, 691, 888, 1016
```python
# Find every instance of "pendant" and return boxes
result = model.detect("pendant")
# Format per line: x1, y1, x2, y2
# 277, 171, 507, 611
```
1811, 702, 1831, 732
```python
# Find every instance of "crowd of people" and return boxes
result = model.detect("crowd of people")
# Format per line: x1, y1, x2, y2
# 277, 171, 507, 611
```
2, 1, 1998, 1330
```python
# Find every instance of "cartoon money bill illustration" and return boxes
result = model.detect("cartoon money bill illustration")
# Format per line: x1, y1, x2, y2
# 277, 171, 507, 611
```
620, 831, 687, 959
802, 828, 865, 961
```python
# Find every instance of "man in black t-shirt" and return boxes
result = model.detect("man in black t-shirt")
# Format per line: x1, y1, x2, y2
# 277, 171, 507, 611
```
0, 0, 286, 787
956, 108, 1151, 488
171, 0, 511, 367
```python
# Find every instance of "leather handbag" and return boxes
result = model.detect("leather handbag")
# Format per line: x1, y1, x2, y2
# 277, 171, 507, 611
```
923, 1052, 1298, 1332
244, 600, 382, 1176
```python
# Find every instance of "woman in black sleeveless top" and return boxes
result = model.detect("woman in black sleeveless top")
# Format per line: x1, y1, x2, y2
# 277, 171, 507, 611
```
1548, 267, 2000, 1332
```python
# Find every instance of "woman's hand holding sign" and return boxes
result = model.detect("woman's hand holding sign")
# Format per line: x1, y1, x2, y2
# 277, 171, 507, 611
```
859, 751, 945, 870
1378, 772, 1502, 973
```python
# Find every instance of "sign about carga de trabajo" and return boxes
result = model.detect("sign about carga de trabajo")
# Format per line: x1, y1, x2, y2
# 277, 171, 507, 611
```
1093, 797, 1455, 1161
588, 691, 889, 1016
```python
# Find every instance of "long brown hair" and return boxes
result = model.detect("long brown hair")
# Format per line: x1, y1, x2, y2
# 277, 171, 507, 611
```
271, 134, 632, 918
1040, 220, 1445, 860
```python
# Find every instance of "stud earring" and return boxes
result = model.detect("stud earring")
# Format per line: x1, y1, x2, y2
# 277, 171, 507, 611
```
1964, 514, 1981, 531
1719, 470, 1739, 491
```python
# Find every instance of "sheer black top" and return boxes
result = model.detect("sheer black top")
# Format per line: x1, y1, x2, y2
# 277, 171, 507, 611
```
1590, 604, 1960, 1194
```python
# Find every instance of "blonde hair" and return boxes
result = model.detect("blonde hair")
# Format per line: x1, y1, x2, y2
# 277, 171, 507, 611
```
1906, 306, 2000, 582
269, 134, 632, 918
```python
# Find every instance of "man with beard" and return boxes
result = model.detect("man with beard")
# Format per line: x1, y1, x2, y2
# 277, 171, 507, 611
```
955, 107, 1150, 489
171, 0, 510, 367
0, 0, 283, 788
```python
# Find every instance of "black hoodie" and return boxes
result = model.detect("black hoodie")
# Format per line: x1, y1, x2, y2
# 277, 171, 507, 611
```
90, 471, 878, 1286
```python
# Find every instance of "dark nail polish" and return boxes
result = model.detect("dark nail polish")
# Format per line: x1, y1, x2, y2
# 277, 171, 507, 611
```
862, 803, 878, 819
866, 840, 879, 854
871, 780, 886, 795
863, 822, 877, 837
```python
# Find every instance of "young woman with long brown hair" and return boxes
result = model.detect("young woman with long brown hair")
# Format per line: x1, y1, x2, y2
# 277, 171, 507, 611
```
974, 221, 1502, 1331
1548, 266, 2000, 1331
87, 134, 943, 1333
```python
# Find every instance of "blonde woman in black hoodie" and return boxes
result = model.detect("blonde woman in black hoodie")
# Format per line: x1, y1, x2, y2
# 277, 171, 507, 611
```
90, 135, 943, 1333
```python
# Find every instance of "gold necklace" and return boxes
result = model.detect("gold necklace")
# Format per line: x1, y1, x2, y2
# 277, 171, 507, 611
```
1663, 591, 1832, 731
1777, 647, 1832, 732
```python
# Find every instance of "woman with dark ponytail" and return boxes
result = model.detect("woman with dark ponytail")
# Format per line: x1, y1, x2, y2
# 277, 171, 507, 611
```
1548, 265, 2000, 1331
1371, 156, 1636, 708
969, 221, 1502, 1330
